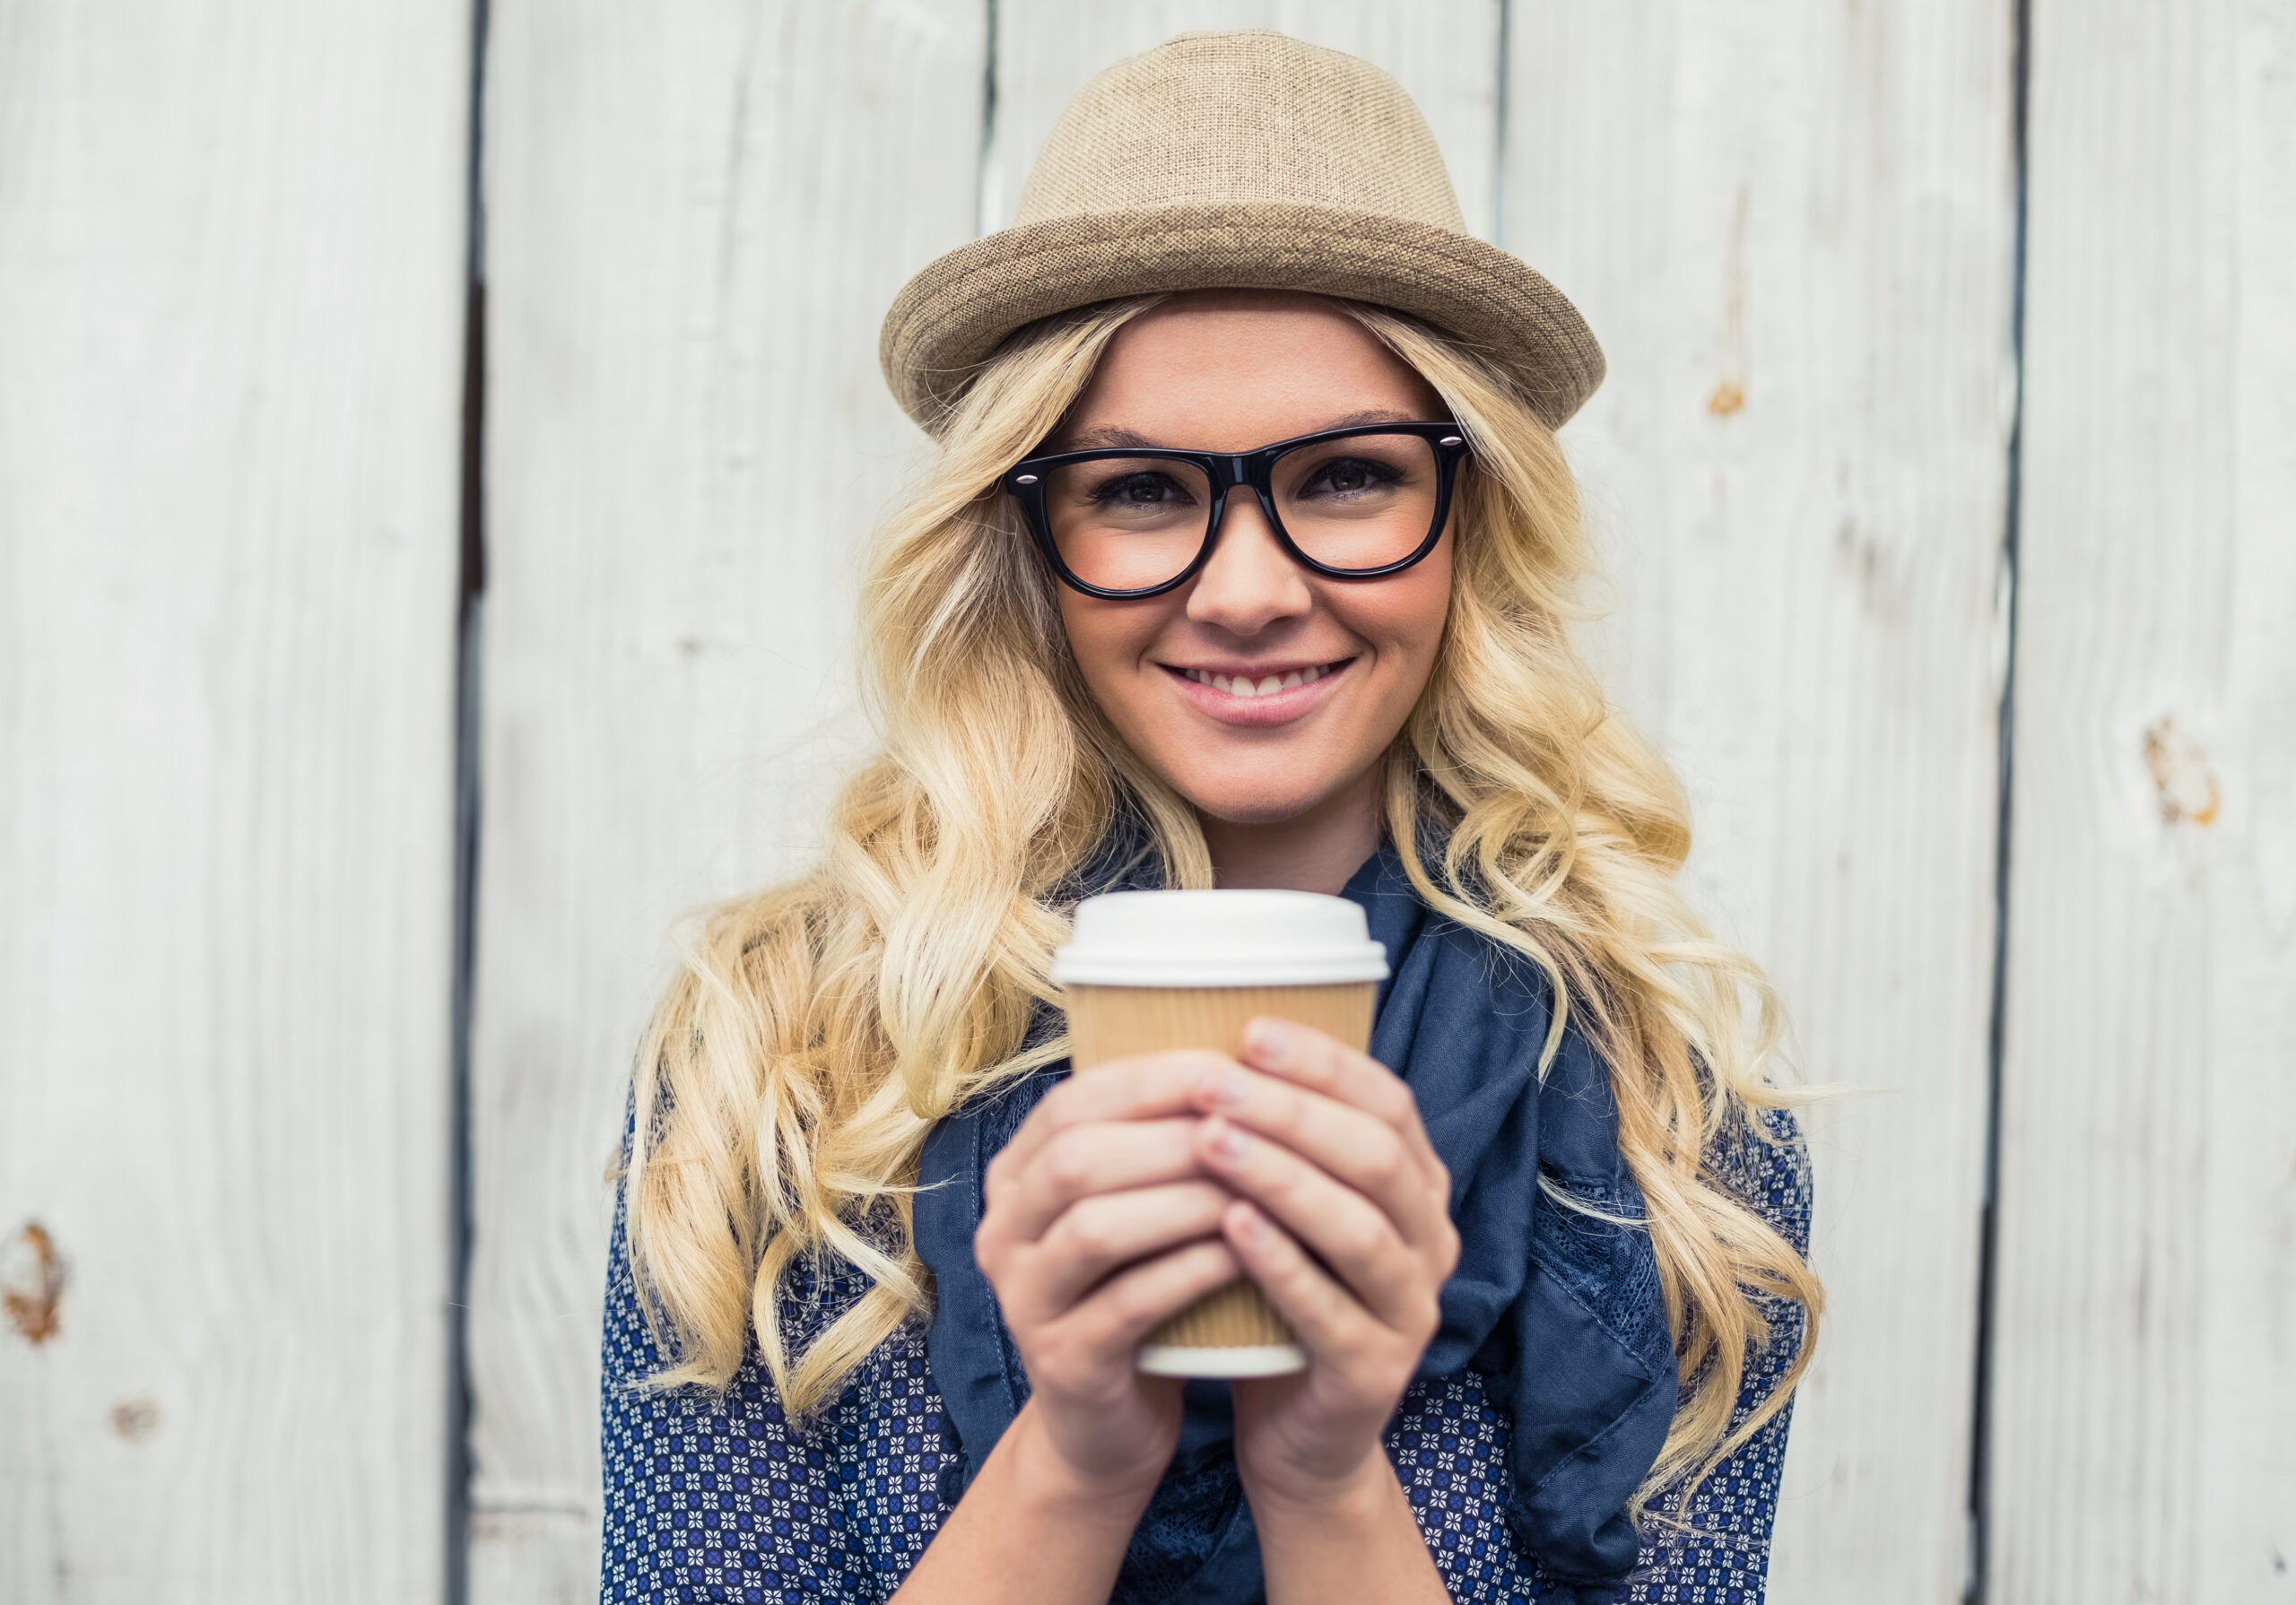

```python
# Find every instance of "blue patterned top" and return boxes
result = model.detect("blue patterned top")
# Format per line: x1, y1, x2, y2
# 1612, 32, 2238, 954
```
598, 1110, 1810, 1602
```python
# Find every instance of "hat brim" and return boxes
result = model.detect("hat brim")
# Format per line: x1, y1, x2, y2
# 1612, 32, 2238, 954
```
879, 203, 1605, 436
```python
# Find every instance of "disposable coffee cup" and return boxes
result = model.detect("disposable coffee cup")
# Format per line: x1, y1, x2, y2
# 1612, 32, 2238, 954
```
1051, 889, 1389, 1377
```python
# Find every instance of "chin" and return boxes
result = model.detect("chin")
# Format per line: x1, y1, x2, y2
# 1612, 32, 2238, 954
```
1176, 777, 1335, 828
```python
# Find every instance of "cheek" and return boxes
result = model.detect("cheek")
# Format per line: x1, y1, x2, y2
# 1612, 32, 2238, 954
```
1056, 591, 1162, 689
1349, 554, 1453, 675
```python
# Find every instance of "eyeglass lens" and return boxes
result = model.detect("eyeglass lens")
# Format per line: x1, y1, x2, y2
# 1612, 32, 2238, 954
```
1039, 431, 1444, 593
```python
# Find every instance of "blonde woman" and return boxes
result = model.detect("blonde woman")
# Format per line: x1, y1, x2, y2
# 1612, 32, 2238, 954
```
603, 31, 1820, 1605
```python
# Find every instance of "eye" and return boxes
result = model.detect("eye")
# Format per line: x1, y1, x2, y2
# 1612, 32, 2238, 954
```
1086, 469, 1197, 509
1297, 455, 1404, 499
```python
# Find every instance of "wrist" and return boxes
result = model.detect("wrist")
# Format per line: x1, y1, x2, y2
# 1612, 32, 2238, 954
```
892, 1397, 1170, 1605
1005, 1398, 1170, 1521
1238, 1444, 1396, 1526
1245, 1447, 1448, 1605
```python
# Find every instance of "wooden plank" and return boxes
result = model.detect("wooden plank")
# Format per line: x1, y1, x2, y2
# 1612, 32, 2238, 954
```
468, 3, 987, 1597
987, 0, 1502, 240
1988, 2, 2296, 1599
1505, 5, 2017, 1598
0, 4, 470, 1601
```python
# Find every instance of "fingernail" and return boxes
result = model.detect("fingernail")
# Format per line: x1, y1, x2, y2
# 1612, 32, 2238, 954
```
1212, 1124, 1249, 1160
1194, 1065, 1248, 1107
1231, 1202, 1266, 1239
1243, 1019, 1292, 1064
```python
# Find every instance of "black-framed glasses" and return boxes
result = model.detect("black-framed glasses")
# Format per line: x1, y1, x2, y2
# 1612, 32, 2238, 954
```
1004, 421, 1471, 599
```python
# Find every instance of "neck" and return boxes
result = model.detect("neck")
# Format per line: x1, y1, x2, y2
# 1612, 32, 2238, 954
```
1199, 766, 1384, 895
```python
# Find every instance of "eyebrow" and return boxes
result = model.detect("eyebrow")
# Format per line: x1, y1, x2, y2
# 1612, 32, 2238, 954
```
1057, 408, 1422, 452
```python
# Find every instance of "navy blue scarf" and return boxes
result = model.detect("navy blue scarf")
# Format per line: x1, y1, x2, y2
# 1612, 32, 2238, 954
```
915, 841, 1676, 1602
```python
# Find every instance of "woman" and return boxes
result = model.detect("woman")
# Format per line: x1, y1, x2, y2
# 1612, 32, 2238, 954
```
603, 31, 1820, 1605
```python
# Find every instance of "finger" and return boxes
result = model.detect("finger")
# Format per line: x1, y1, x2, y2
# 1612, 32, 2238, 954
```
1026, 1180, 1236, 1312
1184, 1060, 1448, 1249
1048, 1236, 1243, 1358
992, 1116, 1207, 1242
991, 1049, 1241, 1180
1218, 1199, 1409, 1363
1241, 1019, 1443, 1193
1194, 1116, 1435, 1331
1240, 1019, 1434, 1160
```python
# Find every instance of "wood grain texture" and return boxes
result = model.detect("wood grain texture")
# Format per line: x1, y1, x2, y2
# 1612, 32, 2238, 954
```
1988, 2, 2296, 1599
0, 3, 469, 1601
469, 3, 987, 1597
987, 0, 1502, 240
1504, 5, 2017, 1598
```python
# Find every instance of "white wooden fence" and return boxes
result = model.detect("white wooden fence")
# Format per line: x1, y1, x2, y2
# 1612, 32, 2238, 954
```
3, 4, 2291, 1602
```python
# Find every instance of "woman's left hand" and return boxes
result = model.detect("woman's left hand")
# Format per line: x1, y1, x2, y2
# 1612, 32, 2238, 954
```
1186, 1016, 1461, 1510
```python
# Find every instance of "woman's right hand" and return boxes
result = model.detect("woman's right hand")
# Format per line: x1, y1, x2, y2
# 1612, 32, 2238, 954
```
972, 1052, 1245, 1498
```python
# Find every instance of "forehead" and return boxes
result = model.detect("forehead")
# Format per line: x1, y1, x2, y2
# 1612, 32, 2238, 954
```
1057, 292, 1443, 451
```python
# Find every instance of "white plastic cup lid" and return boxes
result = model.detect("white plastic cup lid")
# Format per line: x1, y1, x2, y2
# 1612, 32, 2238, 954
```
1052, 889, 1390, 988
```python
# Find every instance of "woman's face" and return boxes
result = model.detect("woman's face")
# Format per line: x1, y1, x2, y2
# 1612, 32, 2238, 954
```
1051, 293, 1454, 833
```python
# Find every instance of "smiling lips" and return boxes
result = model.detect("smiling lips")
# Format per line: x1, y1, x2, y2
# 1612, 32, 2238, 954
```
1163, 657, 1354, 726
1181, 662, 1339, 698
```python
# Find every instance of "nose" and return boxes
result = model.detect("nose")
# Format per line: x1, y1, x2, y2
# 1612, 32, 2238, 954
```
1185, 487, 1314, 636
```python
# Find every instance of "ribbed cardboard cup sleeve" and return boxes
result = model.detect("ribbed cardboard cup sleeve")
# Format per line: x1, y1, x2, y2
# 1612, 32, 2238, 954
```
1063, 981, 1378, 1374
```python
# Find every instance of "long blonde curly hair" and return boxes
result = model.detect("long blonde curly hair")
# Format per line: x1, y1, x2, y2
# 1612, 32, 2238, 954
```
624, 293, 1822, 1505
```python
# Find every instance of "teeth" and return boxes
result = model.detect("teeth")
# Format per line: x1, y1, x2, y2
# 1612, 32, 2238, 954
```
1185, 664, 1333, 698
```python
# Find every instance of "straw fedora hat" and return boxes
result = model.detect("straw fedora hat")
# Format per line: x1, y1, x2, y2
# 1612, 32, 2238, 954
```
879, 30, 1603, 436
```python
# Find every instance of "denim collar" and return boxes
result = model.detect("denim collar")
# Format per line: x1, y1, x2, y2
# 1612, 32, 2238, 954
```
914, 840, 1676, 1603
